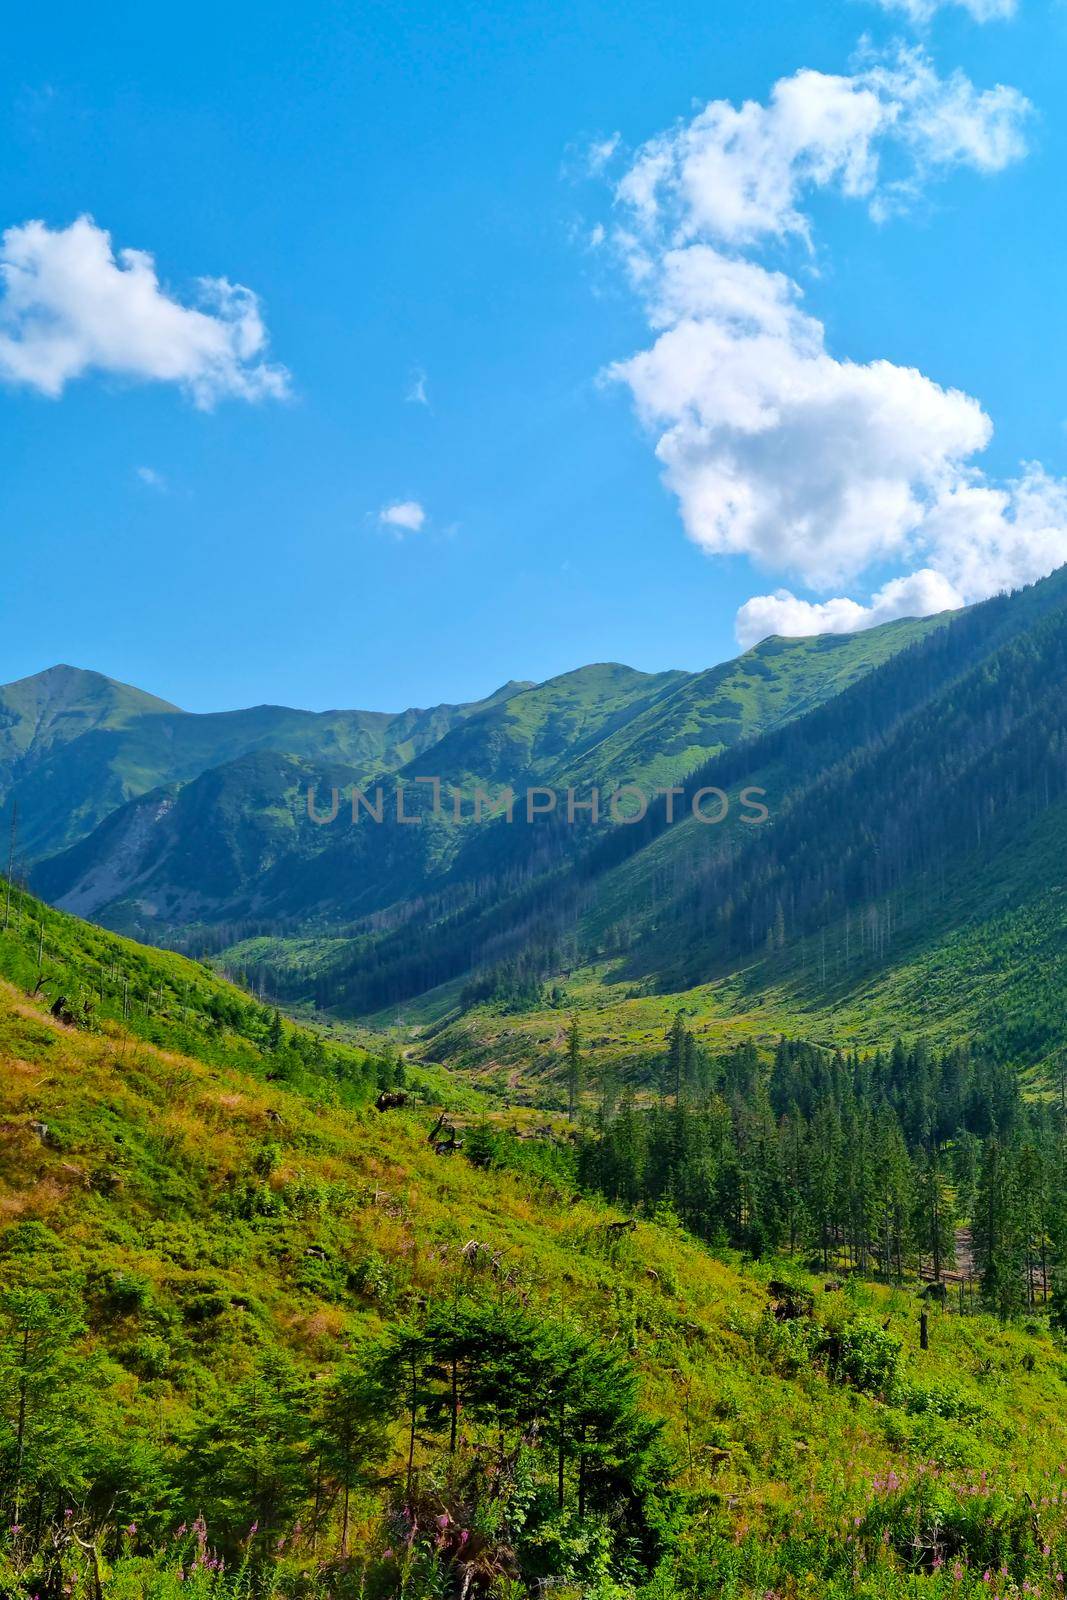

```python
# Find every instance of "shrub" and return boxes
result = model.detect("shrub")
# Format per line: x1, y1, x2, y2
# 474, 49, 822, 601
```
901, 1379, 984, 1423
98, 1268, 154, 1316
816, 1318, 901, 1398
860, 1480, 1044, 1578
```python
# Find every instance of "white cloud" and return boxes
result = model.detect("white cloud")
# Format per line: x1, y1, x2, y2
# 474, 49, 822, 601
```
379, 500, 427, 534
737, 466, 1067, 645
406, 367, 429, 406
865, 54, 1030, 194
736, 568, 964, 647
135, 465, 166, 490
609, 244, 990, 589
871, 0, 1016, 25
618, 70, 888, 247
911, 77, 1028, 172
647, 246, 808, 338
922, 464, 1067, 596
616, 50, 1030, 247
603, 52, 1065, 645
0, 216, 289, 407
587, 133, 621, 174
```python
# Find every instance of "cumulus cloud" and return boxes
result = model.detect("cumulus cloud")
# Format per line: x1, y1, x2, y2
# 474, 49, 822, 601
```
736, 569, 964, 648
618, 71, 887, 247
616, 50, 1029, 248
379, 500, 427, 534
603, 51, 1066, 645
922, 465, 1067, 596
739, 466, 1067, 643
0, 216, 289, 407
865, 54, 1030, 199
610, 247, 991, 588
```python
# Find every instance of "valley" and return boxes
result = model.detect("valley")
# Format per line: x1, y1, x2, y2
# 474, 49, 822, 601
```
2, 874, 1067, 1599
5, 573, 1067, 1595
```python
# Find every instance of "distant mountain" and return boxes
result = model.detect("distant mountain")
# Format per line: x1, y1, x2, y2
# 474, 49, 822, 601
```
390, 621, 945, 795
0, 663, 530, 863
37, 563, 1067, 1070
27, 615, 950, 971
421, 563, 1067, 1069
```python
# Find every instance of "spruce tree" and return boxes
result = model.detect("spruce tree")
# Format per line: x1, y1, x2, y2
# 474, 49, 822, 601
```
973, 1138, 1026, 1319
566, 1015, 583, 1122
313, 1363, 389, 1554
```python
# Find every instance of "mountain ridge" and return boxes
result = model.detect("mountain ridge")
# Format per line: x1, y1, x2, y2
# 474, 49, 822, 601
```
0, 666, 535, 863
24, 611, 955, 984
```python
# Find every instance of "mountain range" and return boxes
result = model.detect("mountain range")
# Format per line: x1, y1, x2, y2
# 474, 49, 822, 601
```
9, 568, 1067, 1070
7, 618, 939, 939
6, 576, 1067, 1595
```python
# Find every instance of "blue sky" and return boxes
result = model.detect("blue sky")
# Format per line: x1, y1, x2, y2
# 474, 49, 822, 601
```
2, 0, 1066, 712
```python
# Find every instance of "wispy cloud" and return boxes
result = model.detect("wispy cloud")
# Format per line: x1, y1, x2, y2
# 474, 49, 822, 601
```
405, 367, 429, 407
586, 132, 621, 174
0, 215, 290, 408
379, 500, 427, 535
870, 0, 1016, 25
135, 465, 167, 490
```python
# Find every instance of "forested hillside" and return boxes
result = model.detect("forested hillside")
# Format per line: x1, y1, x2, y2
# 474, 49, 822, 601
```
204, 566, 1067, 1066
21, 616, 948, 999
5, 883, 1067, 1599
0, 665, 529, 863
15, 568, 1067, 1078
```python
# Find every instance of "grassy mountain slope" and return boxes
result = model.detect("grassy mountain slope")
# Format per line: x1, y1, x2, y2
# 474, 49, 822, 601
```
0, 868, 397, 1099
0, 665, 529, 864
31, 750, 363, 934
391, 662, 689, 789
397, 622, 948, 797
0, 667, 181, 863
555, 615, 950, 793
4, 888, 1067, 1597
0, 666, 179, 762
28, 617, 950, 989
365, 565, 1067, 1086
590, 569, 1067, 1030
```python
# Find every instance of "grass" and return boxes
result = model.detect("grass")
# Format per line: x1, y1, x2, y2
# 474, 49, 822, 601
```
5, 889, 1067, 1596
409, 785, 1067, 1106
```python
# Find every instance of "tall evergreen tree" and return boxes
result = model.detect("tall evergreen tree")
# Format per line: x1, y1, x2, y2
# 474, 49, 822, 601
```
566, 1015, 583, 1122
973, 1139, 1026, 1320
